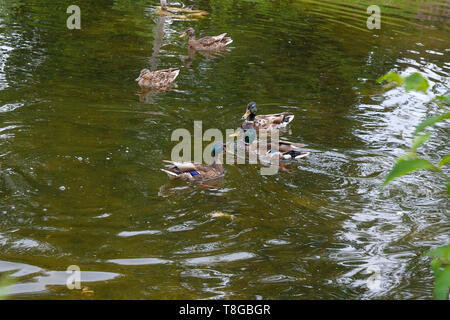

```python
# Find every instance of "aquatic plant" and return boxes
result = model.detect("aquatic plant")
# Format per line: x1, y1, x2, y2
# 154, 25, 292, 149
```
377, 72, 449, 194
378, 71, 449, 300
426, 245, 450, 300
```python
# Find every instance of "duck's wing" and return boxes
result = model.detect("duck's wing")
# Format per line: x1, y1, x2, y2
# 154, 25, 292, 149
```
198, 33, 226, 44
195, 164, 224, 180
163, 160, 198, 172
257, 112, 294, 123
149, 68, 180, 85
197, 33, 232, 48
277, 140, 307, 152
269, 140, 309, 159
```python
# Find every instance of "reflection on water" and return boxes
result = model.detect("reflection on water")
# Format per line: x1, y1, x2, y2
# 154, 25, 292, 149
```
0, 260, 119, 297
0, 0, 449, 299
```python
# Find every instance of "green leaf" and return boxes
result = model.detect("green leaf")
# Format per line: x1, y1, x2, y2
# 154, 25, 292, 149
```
397, 153, 416, 162
426, 245, 450, 299
431, 259, 442, 274
411, 133, 432, 152
404, 73, 429, 93
414, 112, 450, 135
433, 265, 450, 300
427, 245, 450, 262
438, 155, 450, 168
377, 72, 403, 85
383, 158, 439, 186
436, 94, 450, 106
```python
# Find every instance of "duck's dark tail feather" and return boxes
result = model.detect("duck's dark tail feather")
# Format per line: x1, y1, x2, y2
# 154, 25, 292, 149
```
283, 114, 295, 124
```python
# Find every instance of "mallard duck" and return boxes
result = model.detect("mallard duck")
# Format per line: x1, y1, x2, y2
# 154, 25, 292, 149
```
230, 128, 309, 162
135, 68, 180, 90
241, 102, 295, 131
161, 143, 225, 181
180, 27, 233, 50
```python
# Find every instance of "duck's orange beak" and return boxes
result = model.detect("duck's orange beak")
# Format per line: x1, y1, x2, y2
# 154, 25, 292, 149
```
179, 32, 187, 38
241, 110, 251, 120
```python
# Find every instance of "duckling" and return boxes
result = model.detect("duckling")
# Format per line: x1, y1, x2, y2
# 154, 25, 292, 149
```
161, 143, 225, 181
180, 27, 232, 50
135, 68, 180, 90
241, 102, 295, 131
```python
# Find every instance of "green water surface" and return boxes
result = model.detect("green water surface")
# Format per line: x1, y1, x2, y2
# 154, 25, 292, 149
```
0, 0, 449, 299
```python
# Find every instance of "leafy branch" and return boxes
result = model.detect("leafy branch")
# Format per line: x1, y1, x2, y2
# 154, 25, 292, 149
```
377, 72, 450, 195
378, 71, 450, 300
426, 245, 450, 300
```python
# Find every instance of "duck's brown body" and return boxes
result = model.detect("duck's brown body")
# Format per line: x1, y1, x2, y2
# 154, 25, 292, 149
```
161, 160, 224, 181
242, 137, 308, 161
242, 113, 295, 131
161, 143, 226, 182
181, 27, 232, 51
240, 102, 294, 132
136, 68, 180, 90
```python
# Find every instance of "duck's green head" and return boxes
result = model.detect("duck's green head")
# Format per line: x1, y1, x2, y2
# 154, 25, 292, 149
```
242, 101, 257, 120
211, 142, 225, 157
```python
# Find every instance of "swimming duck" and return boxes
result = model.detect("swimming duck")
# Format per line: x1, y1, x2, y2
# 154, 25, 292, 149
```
135, 68, 180, 90
231, 128, 309, 162
180, 27, 233, 50
241, 102, 295, 131
161, 143, 225, 181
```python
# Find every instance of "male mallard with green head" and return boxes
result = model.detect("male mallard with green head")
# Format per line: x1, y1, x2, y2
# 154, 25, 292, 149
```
135, 68, 180, 90
161, 143, 225, 181
241, 102, 295, 131
180, 27, 233, 50
234, 128, 309, 162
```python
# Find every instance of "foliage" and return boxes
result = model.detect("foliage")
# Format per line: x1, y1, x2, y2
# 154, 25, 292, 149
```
377, 72, 450, 195
378, 71, 449, 300
426, 245, 450, 300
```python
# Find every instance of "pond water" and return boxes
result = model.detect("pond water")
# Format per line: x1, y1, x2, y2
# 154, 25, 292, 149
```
0, 0, 449, 299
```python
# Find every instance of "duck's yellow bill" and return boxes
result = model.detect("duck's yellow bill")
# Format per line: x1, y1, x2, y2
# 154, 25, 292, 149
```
179, 32, 187, 38
241, 110, 251, 120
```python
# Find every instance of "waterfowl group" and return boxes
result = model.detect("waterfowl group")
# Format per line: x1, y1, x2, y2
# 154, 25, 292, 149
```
134, 19, 307, 182
136, 27, 232, 90
158, 100, 308, 182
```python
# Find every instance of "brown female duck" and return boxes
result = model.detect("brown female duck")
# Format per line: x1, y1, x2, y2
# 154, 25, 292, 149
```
135, 68, 180, 90
180, 27, 233, 50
